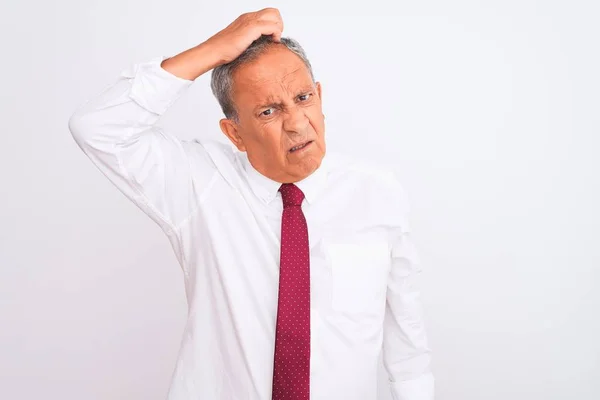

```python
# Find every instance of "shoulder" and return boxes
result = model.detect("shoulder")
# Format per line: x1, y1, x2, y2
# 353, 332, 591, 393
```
179, 138, 237, 169
324, 151, 412, 231
325, 151, 407, 201
183, 138, 234, 159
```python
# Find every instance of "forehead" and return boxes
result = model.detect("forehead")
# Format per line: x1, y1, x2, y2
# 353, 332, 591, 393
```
232, 46, 313, 103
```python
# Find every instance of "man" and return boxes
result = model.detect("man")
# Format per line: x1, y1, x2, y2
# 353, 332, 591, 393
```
69, 8, 434, 400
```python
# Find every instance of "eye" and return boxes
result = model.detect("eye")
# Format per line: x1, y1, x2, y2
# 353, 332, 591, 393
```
261, 108, 274, 117
298, 93, 312, 102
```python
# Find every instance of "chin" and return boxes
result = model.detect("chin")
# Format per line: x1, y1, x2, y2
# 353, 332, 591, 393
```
298, 155, 321, 175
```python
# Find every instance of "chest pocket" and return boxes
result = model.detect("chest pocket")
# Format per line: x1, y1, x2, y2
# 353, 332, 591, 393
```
325, 241, 391, 314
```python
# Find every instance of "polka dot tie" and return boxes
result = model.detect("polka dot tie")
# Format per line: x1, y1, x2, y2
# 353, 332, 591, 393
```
272, 183, 310, 400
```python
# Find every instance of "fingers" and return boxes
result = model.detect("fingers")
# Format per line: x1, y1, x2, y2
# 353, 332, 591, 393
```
255, 19, 283, 42
255, 8, 283, 40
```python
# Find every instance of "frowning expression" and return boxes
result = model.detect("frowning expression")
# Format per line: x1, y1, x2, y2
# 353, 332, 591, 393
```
219, 45, 326, 183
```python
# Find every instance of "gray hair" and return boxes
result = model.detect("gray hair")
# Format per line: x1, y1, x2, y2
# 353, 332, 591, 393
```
210, 35, 315, 122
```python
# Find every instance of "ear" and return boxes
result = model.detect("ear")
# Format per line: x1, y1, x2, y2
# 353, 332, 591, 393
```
315, 81, 322, 101
315, 81, 324, 118
219, 118, 247, 152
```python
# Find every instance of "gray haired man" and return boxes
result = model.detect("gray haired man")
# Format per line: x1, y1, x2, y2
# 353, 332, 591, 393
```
69, 8, 434, 400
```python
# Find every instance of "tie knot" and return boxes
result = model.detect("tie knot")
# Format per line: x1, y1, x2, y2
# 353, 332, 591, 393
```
279, 183, 305, 208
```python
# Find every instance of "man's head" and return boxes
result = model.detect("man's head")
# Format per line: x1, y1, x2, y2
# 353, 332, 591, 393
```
211, 35, 325, 184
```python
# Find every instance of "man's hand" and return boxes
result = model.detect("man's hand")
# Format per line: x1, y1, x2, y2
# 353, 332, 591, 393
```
161, 8, 284, 81
206, 8, 284, 64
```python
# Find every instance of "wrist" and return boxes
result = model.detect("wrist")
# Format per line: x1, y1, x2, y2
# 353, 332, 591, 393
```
161, 41, 224, 81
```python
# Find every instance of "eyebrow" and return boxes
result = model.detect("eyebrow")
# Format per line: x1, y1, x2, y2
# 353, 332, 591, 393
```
254, 86, 315, 112
255, 98, 280, 112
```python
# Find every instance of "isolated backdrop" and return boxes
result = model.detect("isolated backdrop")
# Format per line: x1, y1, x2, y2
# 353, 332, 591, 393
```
1, 1, 598, 399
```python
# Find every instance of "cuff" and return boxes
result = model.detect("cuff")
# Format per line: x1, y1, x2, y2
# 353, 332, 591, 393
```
389, 373, 435, 400
122, 56, 194, 115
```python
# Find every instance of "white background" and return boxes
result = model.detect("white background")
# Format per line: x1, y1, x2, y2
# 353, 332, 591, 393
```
1, 1, 598, 399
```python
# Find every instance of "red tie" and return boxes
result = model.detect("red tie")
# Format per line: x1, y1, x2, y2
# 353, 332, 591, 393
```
272, 183, 311, 400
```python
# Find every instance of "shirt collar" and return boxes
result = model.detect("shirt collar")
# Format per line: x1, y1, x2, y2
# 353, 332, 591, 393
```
240, 151, 329, 205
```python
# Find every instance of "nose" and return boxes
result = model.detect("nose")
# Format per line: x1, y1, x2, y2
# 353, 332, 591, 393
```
282, 105, 310, 135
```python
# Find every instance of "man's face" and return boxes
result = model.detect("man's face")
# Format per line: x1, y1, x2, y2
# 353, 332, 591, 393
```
219, 45, 326, 184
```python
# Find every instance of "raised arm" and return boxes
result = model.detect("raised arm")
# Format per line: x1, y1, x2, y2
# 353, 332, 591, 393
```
68, 8, 284, 233
68, 45, 219, 233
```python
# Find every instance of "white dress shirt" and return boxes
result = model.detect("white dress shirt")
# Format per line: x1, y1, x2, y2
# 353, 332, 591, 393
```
68, 57, 434, 400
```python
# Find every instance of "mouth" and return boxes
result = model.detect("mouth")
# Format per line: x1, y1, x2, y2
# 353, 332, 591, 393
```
289, 140, 313, 153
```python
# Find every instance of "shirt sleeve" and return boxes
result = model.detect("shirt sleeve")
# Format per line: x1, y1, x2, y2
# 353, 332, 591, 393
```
68, 57, 217, 234
383, 175, 435, 400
